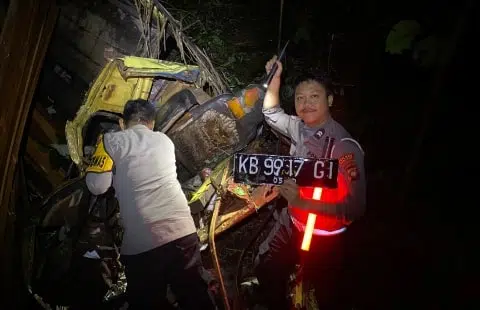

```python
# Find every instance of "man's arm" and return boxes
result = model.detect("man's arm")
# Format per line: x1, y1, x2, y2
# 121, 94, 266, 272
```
263, 58, 282, 110
262, 57, 300, 139
263, 106, 301, 139
292, 139, 366, 223
85, 134, 114, 196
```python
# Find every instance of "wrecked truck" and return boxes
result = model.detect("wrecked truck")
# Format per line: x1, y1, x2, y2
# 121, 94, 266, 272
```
25, 56, 284, 308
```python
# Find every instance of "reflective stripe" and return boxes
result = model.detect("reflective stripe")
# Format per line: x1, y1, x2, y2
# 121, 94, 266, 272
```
291, 215, 346, 236
227, 87, 261, 119
330, 137, 364, 157
321, 136, 331, 158
326, 137, 335, 158
227, 97, 245, 118
86, 135, 114, 173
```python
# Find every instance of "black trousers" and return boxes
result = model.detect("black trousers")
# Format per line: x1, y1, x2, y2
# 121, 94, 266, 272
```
254, 208, 351, 310
120, 233, 215, 310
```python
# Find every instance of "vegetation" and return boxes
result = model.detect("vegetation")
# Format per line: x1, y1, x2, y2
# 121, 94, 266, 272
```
160, 0, 273, 91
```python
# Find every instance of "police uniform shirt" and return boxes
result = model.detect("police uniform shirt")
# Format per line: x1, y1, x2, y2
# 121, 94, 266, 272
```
263, 106, 366, 233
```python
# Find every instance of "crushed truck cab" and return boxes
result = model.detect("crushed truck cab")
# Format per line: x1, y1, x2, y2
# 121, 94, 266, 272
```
28, 55, 283, 308
65, 56, 202, 172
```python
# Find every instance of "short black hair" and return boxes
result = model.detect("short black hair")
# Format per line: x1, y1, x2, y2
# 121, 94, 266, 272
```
294, 71, 333, 97
123, 99, 156, 125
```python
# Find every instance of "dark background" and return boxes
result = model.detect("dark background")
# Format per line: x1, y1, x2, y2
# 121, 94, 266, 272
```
196, 0, 475, 307
169, 0, 475, 307
14, 0, 475, 307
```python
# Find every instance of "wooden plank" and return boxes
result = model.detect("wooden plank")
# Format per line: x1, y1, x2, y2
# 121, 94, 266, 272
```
26, 136, 66, 186
31, 108, 61, 144
0, 0, 59, 301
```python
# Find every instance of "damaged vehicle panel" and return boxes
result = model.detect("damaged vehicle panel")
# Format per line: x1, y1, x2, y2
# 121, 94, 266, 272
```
65, 56, 202, 172
28, 53, 283, 308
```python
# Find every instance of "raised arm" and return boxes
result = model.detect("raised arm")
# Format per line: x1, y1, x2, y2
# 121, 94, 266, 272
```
262, 56, 300, 139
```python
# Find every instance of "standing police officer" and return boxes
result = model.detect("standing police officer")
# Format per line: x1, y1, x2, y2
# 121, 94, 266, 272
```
254, 56, 366, 309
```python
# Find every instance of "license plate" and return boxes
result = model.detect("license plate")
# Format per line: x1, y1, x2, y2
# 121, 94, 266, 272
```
233, 153, 338, 188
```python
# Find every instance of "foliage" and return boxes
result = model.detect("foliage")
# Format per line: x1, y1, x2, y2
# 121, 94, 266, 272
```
293, 26, 310, 44
386, 20, 444, 68
142, 0, 350, 96
412, 35, 442, 68
133, 0, 228, 95
385, 20, 422, 55
161, 0, 262, 91
193, 26, 248, 90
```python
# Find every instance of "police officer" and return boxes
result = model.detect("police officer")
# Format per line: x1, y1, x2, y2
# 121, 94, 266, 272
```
85, 99, 215, 310
254, 56, 366, 309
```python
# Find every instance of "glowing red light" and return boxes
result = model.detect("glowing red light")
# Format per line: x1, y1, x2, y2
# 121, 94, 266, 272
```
291, 173, 349, 239
298, 172, 348, 204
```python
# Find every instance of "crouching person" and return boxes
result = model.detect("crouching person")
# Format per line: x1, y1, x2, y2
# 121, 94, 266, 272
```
85, 99, 215, 310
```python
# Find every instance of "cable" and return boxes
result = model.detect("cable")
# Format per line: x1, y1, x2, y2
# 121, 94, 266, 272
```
209, 168, 231, 310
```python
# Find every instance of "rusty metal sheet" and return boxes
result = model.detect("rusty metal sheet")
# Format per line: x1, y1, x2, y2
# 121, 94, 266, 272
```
214, 179, 278, 236
0, 0, 59, 303
65, 60, 152, 170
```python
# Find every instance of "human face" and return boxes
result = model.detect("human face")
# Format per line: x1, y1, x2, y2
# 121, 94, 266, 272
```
294, 80, 333, 127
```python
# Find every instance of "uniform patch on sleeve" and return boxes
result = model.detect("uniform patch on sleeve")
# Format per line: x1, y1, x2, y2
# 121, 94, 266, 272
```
86, 135, 114, 173
339, 153, 359, 181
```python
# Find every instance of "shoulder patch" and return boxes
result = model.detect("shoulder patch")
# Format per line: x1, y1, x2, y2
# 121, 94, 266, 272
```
86, 135, 114, 173
339, 152, 359, 181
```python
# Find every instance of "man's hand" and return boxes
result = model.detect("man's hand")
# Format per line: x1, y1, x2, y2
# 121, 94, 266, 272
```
278, 179, 301, 205
263, 184, 279, 200
278, 180, 337, 215
263, 55, 282, 110
265, 55, 283, 78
